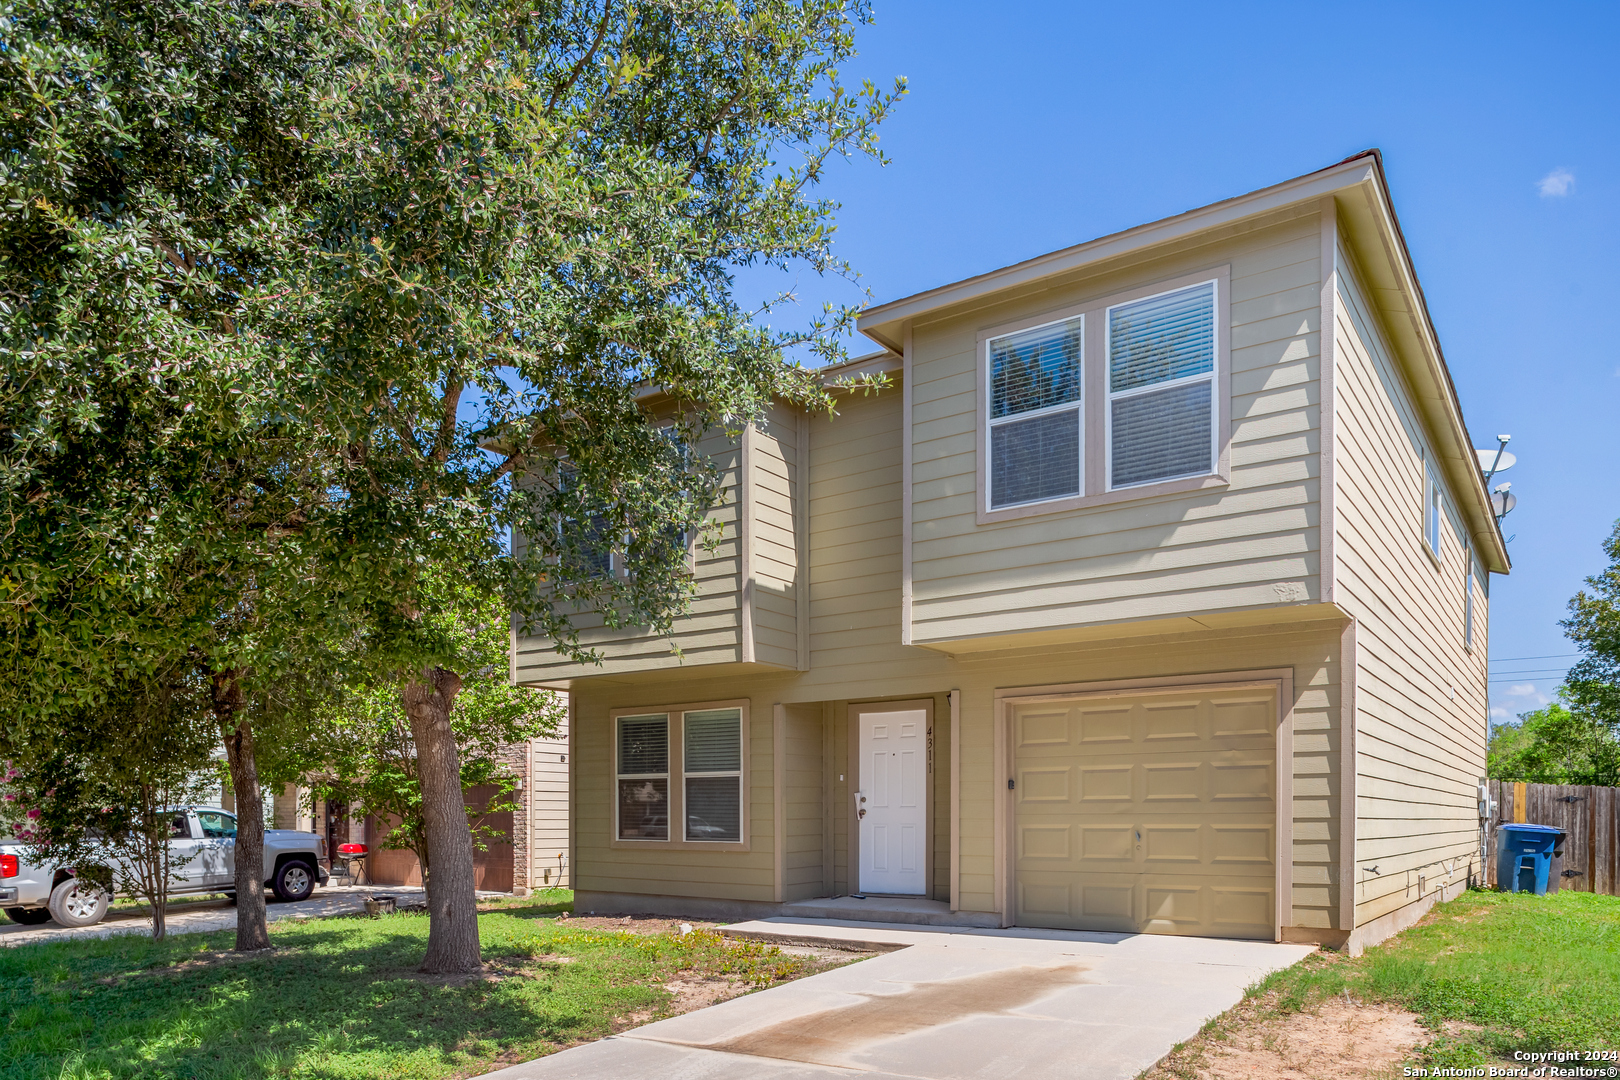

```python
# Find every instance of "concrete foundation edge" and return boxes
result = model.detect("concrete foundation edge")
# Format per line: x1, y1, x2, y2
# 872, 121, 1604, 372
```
576, 890, 1391, 946
1282, 925, 1350, 949
573, 890, 1002, 927
1345, 878, 1467, 956
574, 891, 785, 922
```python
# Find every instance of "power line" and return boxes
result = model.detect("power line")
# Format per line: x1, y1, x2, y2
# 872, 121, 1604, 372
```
1488, 667, 1570, 676
1488, 652, 1579, 663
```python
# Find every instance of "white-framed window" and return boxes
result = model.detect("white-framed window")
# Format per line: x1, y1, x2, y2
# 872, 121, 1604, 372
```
975, 267, 1229, 523
985, 316, 1083, 509
1426, 468, 1443, 559
558, 423, 696, 580
1463, 544, 1475, 650
1106, 280, 1219, 489
614, 703, 745, 846
681, 708, 742, 842
616, 714, 670, 840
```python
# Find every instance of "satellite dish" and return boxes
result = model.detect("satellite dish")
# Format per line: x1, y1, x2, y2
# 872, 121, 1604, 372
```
1492, 490, 1516, 517
1476, 448, 1516, 473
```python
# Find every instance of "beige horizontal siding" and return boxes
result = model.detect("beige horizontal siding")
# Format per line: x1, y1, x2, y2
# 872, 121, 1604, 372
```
781, 702, 824, 901
531, 725, 571, 886
908, 211, 1324, 646
514, 428, 745, 681
1332, 238, 1489, 926
573, 697, 777, 902
569, 618, 1342, 929
805, 389, 917, 687
751, 403, 801, 669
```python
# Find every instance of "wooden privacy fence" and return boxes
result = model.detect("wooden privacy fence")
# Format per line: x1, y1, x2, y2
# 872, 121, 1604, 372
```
1484, 780, 1619, 895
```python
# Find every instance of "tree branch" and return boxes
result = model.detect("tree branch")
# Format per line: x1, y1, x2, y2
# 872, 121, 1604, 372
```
433, 378, 463, 463
546, 1, 615, 115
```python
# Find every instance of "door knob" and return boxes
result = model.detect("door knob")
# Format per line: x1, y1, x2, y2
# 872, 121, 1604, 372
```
858, 809, 866, 819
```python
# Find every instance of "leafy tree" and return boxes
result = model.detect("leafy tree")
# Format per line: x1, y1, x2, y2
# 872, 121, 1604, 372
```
0, 0, 354, 952
271, 0, 902, 972
1488, 696, 1620, 786
293, 580, 564, 886
1563, 519, 1620, 734
3, 0, 899, 976
6, 665, 220, 939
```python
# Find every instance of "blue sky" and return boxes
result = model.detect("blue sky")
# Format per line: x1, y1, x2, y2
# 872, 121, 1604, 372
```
756, 0, 1620, 726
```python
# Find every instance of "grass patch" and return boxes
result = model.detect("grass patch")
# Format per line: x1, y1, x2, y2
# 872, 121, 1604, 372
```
0, 889, 842, 1079
1249, 890, 1620, 1066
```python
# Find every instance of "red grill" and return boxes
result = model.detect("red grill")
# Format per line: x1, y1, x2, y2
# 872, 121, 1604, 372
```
0, 853, 17, 879
337, 843, 367, 856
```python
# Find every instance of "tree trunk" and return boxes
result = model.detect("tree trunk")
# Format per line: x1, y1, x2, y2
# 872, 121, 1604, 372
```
142, 785, 169, 941
216, 674, 270, 952
403, 668, 481, 974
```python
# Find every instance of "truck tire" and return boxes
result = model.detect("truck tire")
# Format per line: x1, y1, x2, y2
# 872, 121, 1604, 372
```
47, 878, 110, 928
272, 861, 315, 903
2, 907, 51, 925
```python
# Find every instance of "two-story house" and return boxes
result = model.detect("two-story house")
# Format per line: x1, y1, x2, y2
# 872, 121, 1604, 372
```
512, 151, 1508, 953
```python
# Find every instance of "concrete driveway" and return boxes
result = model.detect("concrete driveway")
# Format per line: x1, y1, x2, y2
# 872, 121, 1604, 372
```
478, 918, 1315, 1080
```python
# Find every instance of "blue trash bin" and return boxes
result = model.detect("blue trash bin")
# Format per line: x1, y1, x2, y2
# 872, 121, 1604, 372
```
1495, 823, 1564, 895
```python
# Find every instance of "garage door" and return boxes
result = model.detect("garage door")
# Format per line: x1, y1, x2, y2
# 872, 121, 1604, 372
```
1012, 685, 1277, 939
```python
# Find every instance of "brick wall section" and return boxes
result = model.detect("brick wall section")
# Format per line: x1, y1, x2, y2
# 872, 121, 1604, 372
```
496, 740, 532, 894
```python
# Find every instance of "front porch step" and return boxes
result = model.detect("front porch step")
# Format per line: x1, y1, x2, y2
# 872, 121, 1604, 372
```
772, 895, 999, 928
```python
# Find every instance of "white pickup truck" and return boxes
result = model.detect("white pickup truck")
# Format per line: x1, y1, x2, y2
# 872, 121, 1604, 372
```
0, 806, 330, 928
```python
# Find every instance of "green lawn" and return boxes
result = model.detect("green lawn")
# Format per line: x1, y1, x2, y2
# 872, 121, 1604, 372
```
0, 890, 829, 1080
1255, 889, 1620, 1065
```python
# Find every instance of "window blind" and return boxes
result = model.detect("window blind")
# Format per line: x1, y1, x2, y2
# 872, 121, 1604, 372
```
1108, 282, 1216, 488
987, 315, 1083, 509
617, 714, 669, 841
1111, 383, 1212, 488
685, 778, 741, 842
684, 709, 741, 773
617, 715, 668, 775
991, 411, 1080, 507
1108, 282, 1215, 392
683, 708, 741, 842
990, 319, 1082, 418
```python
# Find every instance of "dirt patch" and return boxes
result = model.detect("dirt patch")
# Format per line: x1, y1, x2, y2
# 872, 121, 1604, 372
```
614, 974, 755, 1032
548, 912, 725, 935
707, 962, 1091, 1067
1144, 991, 1428, 1080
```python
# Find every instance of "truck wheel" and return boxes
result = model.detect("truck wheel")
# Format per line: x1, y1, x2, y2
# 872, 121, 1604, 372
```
47, 879, 110, 928
272, 861, 315, 903
2, 907, 51, 925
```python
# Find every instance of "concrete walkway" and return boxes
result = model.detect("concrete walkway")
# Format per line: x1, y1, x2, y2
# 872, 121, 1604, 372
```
0, 884, 447, 946
476, 918, 1315, 1080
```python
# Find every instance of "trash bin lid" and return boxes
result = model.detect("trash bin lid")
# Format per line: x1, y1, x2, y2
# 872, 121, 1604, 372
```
1498, 823, 1564, 836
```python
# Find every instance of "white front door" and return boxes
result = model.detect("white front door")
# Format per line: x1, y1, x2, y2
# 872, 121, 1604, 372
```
857, 708, 928, 895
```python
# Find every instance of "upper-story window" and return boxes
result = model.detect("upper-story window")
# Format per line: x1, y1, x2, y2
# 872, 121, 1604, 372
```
977, 269, 1228, 522
1463, 543, 1475, 650
1426, 466, 1443, 560
1107, 281, 1218, 489
987, 317, 1083, 509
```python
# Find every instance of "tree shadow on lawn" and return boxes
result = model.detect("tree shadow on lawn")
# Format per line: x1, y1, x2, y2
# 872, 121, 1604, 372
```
0, 909, 666, 1080
475, 894, 573, 922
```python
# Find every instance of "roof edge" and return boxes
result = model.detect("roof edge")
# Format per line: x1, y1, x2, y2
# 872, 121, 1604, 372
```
857, 152, 1381, 350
